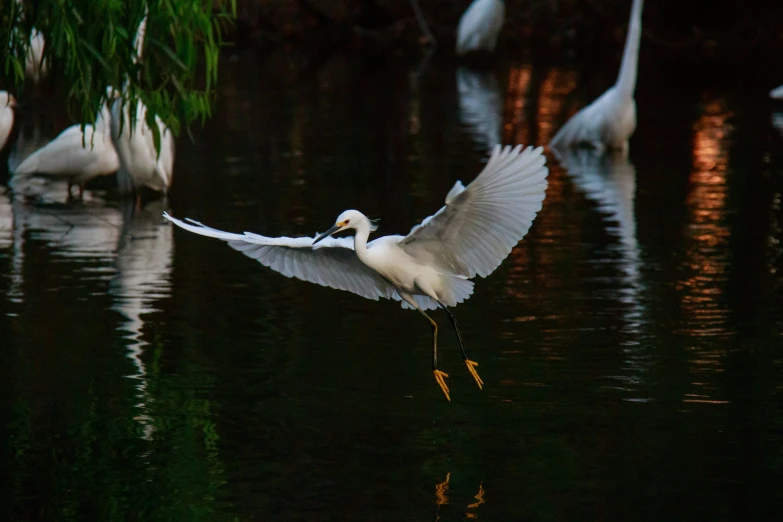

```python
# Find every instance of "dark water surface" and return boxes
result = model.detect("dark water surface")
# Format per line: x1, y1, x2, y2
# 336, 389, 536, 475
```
2, 48, 783, 521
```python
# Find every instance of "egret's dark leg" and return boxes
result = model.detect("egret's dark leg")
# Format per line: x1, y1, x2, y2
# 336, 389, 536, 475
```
417, 308, 450, 401
438, 301, 483, 390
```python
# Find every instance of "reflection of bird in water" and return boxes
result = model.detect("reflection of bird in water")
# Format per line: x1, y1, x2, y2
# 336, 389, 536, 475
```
553, 147, 648, 396
432, 473, 485, 521
456, 67, 502, 153
456, 0, 505, 56
5, 192, 124, 305
109, 200, 174, 440
771, 85, 783, 99
0, 91, 16, 152
0, 188, 24, 304
11, 90, 120, 199
165, 145, 549, 400
550, 0, 644, 155
772, 112, 783, 137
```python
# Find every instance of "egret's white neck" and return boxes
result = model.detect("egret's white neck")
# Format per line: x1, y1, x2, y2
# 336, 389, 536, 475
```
352, 219, 372, 262
615, 0, 644, 100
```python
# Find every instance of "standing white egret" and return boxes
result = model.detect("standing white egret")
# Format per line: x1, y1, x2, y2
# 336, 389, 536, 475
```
11, 90, 120, 198
164, 144, 548, 400
456, 0, 505, 56
13, 0, 48, 83
111, 5, 176, 198
0, 91, 15, 151
25, 28, 48, 83
550, 0, 644, 155
111, 100, 175, 195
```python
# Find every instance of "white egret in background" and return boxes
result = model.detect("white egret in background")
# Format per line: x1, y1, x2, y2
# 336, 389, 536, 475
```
457, 67, 503, 152
14, 0, 48, 83
25, 28, 48, 83
771, 85, 783, 99
111, 100, 175, 195
0, 91, 15, 151
456, 0, 505, 56
550, 0, 644, 155
111, 5, 176, 199
164, 145, 548, 400
11, 89, 120, 198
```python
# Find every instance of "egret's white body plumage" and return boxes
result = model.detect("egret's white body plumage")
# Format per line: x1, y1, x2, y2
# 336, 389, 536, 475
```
550, 0, 644, 155
0, 91, 14, 151
111, 7, 175, 195
771, 85, 783, 99
25, 28, 48, 83
164, 144, 548, 311
12, 99, 119, 190
111, 100, 175, 194
456, 0, 505, 56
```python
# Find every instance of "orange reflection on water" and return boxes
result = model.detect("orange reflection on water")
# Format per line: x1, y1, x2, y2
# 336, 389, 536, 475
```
465, 482, 485, 519
536, 68, 578, 144
682, 94, 733, 337
678, 94, 734, 406
504, 65, 532, 145
435, 472, 450, 506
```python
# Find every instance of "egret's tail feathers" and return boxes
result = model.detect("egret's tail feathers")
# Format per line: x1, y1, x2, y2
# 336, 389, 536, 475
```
12, 153, 41, 177
443, 276, 475, 306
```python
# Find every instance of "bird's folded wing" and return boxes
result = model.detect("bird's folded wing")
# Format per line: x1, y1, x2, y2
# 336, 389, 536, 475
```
401, 144, 548, 278
164, 213, 398, 301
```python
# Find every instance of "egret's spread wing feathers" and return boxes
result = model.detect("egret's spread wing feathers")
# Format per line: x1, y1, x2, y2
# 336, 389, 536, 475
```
402, 145, 548, 278
164, 213, 398, 302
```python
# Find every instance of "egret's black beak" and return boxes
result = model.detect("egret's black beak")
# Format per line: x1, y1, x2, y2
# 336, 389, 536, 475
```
313, 224, 341, 245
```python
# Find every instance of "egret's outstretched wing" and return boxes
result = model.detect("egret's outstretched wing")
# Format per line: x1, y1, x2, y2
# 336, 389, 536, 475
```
163, 213, 398, 301
401, 144, 548, 278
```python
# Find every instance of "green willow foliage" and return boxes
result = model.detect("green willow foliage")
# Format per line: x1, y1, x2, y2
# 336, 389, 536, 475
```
1, 0, 236, 137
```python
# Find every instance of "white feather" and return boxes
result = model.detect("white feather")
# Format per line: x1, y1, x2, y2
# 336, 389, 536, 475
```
456, 0, 505, 56
550, 0, 644, 154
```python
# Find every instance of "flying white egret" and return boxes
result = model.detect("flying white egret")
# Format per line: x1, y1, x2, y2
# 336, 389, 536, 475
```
111, 5, 176, 198
550, 0, 644, 155
456, 0, 505, 56
771, 85, 783, 99
0, 91, 15, 151
164, 144, 548, 400
11, 89, 120, 198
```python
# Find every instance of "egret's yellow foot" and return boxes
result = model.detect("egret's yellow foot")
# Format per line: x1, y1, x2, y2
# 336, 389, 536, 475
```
465, 359, 484, 389
433, 370, 451, 401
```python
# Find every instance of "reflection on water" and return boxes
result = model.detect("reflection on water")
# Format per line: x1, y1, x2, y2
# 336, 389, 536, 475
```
677, 94, 734, 407
456, 67, 502, 152
109, 200, 173, 440
553, 147, 648, 399
2, 51, 783, 521
682, 95, 732, 339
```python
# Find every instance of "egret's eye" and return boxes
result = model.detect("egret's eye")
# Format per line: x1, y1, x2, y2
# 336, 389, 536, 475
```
344, 219, 350, 224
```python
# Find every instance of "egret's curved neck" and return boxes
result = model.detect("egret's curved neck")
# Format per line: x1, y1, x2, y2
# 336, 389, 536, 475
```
352, 220, 372, 262
615, 0, 644, 99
